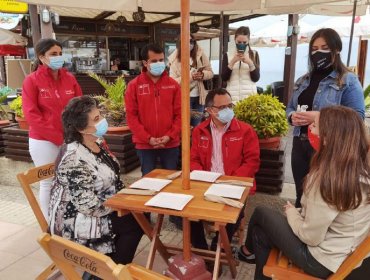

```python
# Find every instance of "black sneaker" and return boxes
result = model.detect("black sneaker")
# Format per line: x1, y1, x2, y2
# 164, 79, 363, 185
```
238, 247, 256, 264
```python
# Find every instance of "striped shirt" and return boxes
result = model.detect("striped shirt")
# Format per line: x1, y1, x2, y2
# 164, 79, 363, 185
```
210, 120, 230, 174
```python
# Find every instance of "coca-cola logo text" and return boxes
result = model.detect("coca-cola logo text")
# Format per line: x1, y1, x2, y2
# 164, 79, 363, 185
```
63, 249, 98, 273
37, 166, 55, 178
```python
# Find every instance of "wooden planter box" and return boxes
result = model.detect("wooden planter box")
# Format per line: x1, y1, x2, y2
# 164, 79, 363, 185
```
255, 140, 286, 193
0, 122, 17, 156
3, 127, 140, 174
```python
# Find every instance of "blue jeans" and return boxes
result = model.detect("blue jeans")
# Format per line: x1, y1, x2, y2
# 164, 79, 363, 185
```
136, 147, 179, 176
190, 96, 205, 127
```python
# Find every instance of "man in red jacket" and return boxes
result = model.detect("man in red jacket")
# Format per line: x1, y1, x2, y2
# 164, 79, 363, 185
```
190, 88, 260, 251
125, 44, 181, 176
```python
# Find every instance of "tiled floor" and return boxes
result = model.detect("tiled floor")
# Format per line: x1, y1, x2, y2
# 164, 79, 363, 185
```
0, 132, 295, 279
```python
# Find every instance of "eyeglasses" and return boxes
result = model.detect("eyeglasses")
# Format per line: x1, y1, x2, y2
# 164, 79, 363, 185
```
211, 103, 234, 110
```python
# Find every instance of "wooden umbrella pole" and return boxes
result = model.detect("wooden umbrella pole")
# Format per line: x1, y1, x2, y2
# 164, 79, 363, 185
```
181, 0, 191, 190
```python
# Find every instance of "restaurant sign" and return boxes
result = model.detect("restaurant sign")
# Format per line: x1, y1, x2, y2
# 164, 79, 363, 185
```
0, 0, 28, 14
54, 21, 97, 34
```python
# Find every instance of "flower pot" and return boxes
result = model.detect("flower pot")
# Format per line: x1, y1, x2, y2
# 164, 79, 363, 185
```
15, 116, 29, 130
258, 137, 281, 149
107, 125, 130, 135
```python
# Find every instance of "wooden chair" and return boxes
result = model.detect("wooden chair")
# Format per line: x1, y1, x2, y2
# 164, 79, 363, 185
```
17, 163, 57, 280
263, 235, 370, 280
38, 232, 170, 280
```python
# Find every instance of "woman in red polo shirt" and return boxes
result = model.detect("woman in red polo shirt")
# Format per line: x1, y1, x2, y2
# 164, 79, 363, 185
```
22, 38, 82, 219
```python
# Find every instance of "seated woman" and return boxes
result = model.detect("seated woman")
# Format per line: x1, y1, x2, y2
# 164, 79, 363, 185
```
48, 96, 143, 272
238, 105, 370, 280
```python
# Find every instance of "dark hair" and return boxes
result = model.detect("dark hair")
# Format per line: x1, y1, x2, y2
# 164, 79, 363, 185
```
234, 26, 257, 65
62, 96, 97, 144
205, 88, 232, 107
141, 43, 164, 61
176, 33, 198, 67
309, 28, 348, 86
33, 38, 62, 71
305, 106, 370, 211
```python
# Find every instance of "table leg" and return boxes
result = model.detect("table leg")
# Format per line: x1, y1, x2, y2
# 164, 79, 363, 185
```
131, 212, 170, 267
182, 218, 191, 262
219, 225, 237, 278
146, 214, 164, 269
213, 233, 222, 280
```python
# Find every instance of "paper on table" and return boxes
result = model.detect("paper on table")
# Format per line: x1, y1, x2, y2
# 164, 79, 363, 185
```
129, 178, 172, 192
204, 183, 246, 199
190, 170, 222, 182
145, 192, 194, 211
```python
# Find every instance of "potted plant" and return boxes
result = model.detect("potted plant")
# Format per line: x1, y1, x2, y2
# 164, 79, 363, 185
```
0, 86, 13, 125
89, 72, 129, 134
234, 93, 289, 149
9, 96, 29, 130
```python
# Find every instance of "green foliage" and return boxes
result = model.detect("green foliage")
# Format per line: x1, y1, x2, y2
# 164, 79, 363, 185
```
0, 86, 14, 119
89, 73, 126, 126
263, 85, 272, 95
9, 96, 24, 118
364, 84, 370, 111
234, 94, 289, 139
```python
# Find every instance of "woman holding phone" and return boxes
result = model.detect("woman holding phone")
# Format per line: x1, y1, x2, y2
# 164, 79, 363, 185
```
222, 26, 260, 102
169, 34, 213, 127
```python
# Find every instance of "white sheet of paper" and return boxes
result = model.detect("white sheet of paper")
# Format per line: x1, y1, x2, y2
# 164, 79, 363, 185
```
204, 183, 246, 200
190, 170, 222, 182
144, 192, 194, 211
129, 178, 172, 192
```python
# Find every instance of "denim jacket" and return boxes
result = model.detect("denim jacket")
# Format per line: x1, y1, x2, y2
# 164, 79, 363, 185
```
286, 70, 365, 136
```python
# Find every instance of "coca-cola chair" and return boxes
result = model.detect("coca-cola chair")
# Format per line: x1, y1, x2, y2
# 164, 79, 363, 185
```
17, 163, 58, 280
38, 232, 170, 280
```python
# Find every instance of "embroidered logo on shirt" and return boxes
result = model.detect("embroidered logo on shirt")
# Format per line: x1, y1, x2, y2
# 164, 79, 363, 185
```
229, 137, 242, 142
199, 136, 209, 148
65, 90, 75, 95
138, 84, 150, 95
39, 88, 52, 98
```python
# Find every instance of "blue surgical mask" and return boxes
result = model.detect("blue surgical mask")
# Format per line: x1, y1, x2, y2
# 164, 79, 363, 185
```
217, 108, 234, 124
236, 43, 247, 53
149, 61, 166, 76
48, 55, 65, 70
94, 118, 108, 138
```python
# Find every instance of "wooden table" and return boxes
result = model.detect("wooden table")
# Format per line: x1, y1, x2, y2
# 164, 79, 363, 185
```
105, 169, 253, 279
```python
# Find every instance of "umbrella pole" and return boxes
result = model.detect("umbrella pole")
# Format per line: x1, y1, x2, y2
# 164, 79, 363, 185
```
181, 0, 191, 191
347, 0, 357, 67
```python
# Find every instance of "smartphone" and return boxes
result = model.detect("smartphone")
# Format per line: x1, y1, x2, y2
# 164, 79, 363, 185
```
237, 49, 245, 54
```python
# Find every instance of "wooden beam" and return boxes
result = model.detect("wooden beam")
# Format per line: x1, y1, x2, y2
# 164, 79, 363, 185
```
357, 37, 368, 87
282, 14, 298, 106
181, 0, 191, 192
39, 6, 53, 39
29, 4, 41, 47
218, 14, 229, 88
153, 13, 180, 24
229, 14, 264, 24
94, 11, 115, 21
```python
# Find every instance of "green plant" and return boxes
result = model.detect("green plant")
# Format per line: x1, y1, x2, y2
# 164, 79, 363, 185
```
89, 73, 126, 126
364, 84, 370, 112
0, 86, 13, 119
234, 94, 289, 139
9, 96, 24, 118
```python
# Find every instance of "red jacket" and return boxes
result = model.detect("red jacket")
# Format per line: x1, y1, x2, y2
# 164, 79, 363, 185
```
125, 71, 181, 149
191, 118, 260, 194
22, 65, 82, 146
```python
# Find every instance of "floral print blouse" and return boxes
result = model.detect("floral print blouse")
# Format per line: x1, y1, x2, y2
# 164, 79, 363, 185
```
48, 140, 123, 254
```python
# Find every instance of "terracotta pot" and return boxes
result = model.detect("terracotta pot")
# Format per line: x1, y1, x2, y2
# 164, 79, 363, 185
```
258, 136, 281, 149
107, 125, 130, 135
15, 116, 29, 130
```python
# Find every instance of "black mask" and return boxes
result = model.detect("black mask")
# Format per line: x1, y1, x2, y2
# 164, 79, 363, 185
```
311, 50, 332, 70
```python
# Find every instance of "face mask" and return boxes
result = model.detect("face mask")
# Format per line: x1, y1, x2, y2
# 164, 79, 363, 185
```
93, 118, 108, 138
311, 50, 332, 71
149, 61, 166, 76
48, 55, 65, 70
308, 127, 320, 151
236, 43, 247, 53
217, 108, 234, 124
